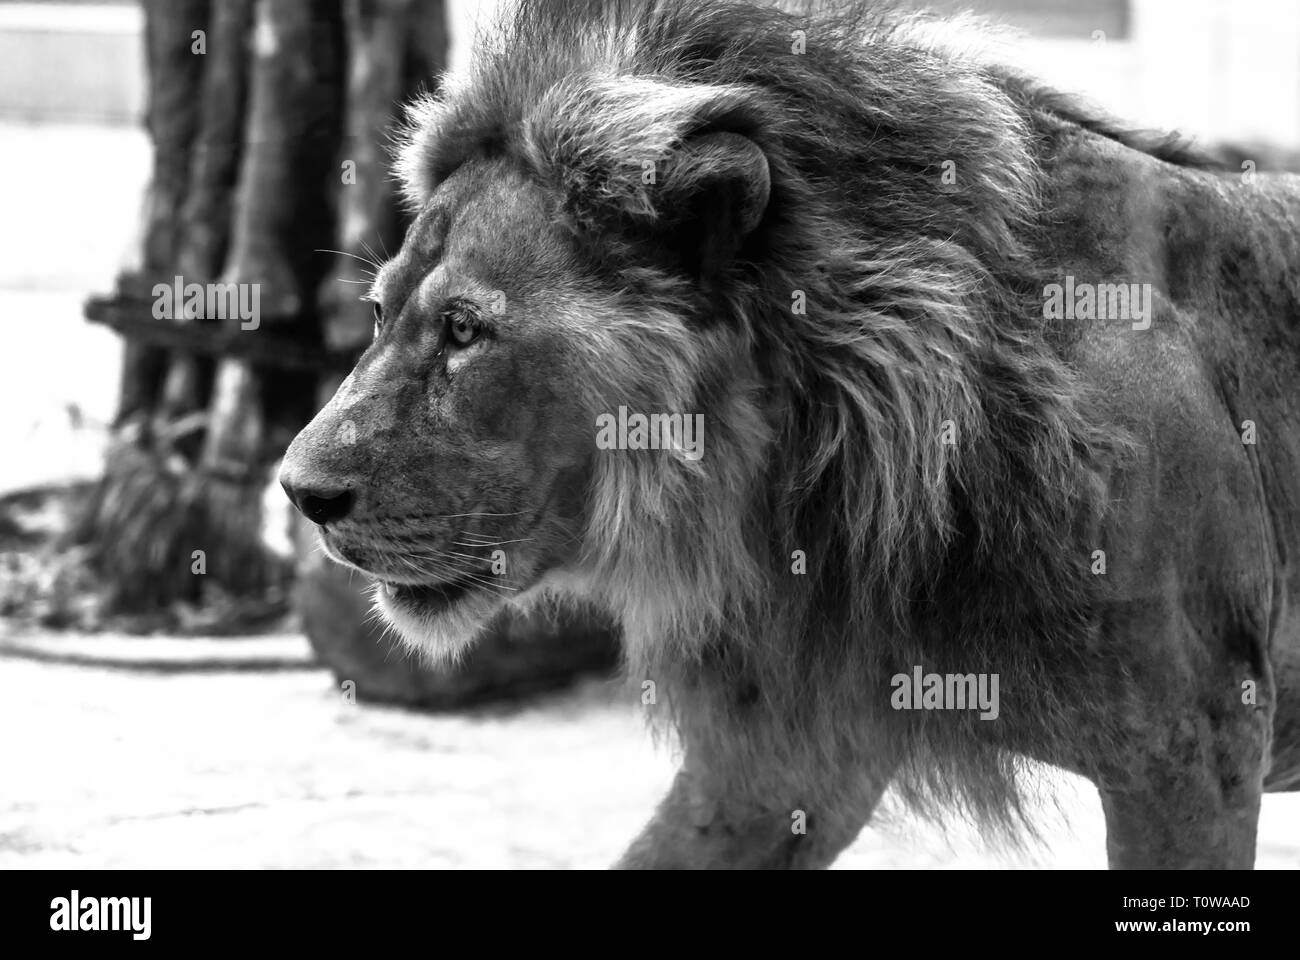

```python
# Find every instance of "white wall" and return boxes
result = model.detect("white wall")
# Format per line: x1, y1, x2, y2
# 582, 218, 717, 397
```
447, 0, 1300, 148
0, 2, 144, 124
1004, 0, 1300, 147
3, 0, 1296, 149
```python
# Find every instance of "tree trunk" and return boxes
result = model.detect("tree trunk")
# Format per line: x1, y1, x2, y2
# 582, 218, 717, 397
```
196, 0, 344, 595
318, 0, 440, 351
115, 0, 209, 428
156, 0, 254, 461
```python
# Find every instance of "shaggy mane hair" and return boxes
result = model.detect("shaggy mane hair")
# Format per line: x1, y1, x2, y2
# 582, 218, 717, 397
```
395, 0, 1193, 829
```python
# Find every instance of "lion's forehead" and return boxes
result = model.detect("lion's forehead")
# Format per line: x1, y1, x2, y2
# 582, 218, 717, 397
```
378, 159, 572, 312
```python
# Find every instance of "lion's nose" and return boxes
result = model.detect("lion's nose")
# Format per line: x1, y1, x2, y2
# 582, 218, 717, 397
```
279, 475, 355, 526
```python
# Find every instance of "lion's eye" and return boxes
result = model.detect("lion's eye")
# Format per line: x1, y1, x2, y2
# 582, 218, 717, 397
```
371, 302, 383, 338
447, 311, 480, 348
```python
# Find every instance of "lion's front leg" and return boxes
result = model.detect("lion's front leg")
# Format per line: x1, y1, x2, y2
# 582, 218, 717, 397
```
1100, 785, 1260, 870
1095, 689, 1270, 869
616, 755, 892, 870
1084, 658, 1270, 869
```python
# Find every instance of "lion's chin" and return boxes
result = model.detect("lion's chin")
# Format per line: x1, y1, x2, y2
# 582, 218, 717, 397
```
373, 579, 504, 665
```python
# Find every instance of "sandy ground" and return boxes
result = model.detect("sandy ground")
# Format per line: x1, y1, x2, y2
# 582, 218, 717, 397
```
0, 633, 1096, 870
0, 636, 1297, 870
1, 121, 1297, 870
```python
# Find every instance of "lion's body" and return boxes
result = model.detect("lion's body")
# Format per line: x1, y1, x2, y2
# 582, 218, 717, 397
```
282, 0, 1300, 868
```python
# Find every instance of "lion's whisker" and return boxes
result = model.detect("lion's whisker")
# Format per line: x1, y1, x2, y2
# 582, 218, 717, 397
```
314, 247, 382, 270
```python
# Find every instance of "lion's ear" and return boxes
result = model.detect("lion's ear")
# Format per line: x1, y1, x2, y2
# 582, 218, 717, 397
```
655, 131, 771, 277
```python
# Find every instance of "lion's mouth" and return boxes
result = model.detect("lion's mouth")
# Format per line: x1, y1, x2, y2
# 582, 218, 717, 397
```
381, 577, 472, 607
376, 570, 494, 615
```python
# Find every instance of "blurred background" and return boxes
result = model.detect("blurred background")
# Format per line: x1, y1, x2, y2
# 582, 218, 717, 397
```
1, 0, 1298, 869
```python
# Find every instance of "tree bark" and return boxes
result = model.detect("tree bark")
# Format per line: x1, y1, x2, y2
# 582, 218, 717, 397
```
195, 0, 344, 594
157, 0, 254, 461
115, 0, 209, 428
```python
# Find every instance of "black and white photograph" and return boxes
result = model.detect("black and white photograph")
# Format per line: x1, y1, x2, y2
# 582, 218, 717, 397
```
1, 0, 1297, 921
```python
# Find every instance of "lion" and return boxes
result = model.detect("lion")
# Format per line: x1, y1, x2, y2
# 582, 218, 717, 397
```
280, 0, 1300, 869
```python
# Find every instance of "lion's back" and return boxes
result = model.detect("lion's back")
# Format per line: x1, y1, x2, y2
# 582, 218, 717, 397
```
1041, 131, 1300, 780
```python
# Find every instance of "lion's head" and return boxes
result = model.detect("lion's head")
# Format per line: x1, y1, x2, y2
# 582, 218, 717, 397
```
283, 161, 586, 657
280, 74, 778, 661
